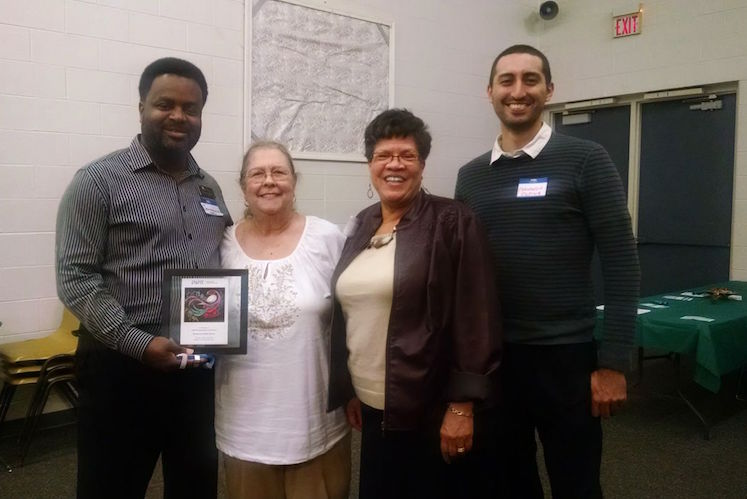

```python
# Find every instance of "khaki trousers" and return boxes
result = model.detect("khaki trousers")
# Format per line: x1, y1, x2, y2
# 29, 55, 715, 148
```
223, 432, 351, 499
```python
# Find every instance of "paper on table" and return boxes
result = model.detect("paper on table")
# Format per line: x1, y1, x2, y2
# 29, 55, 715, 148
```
680, 315, 715, 322
641, 302, 668, 309
681, 291, 708, 298
596, 305, 650, 315
663, 295, 693, 301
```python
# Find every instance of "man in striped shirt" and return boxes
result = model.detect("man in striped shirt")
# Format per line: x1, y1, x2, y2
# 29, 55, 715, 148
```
455, 45, 640, 498
56, 58, 232, 499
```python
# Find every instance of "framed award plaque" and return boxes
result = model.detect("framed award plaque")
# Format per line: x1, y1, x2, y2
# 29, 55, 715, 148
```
163, 268, 248, 354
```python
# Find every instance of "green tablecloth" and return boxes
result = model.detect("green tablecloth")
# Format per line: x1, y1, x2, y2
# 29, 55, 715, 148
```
597, 281, 747, 393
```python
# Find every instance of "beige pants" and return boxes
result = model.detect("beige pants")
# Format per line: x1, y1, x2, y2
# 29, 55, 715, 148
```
223, 432, 351, 499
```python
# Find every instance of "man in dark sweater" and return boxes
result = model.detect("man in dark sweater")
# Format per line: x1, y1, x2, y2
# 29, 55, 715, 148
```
455, 45, 640, 498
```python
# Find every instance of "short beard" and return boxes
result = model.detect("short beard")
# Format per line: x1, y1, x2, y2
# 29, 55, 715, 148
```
141, 130, 198, 160
500, 115, 541, 134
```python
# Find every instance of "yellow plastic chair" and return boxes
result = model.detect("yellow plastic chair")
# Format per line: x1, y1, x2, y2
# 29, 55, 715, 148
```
0, 309, 79, 426
0, 309, 79, 366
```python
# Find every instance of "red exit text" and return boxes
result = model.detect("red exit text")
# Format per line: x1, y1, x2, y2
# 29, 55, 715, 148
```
613, 12, 642, 38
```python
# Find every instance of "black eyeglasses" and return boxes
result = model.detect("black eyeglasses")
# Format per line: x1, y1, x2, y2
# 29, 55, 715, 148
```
371, 152, 419, 165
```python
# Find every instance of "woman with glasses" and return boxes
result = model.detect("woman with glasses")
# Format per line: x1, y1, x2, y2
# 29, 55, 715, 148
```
216, 141, 350, 499
328, 109, 502, 498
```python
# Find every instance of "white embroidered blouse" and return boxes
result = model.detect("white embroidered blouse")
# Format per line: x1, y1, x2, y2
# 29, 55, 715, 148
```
215, 216, 349, 464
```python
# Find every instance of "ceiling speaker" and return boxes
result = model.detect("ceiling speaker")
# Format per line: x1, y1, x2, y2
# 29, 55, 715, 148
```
539, 1, 559, 20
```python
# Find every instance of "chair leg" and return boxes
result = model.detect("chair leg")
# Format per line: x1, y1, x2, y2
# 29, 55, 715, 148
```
18, 382, 54, 466
18, 377, 49, 445
18, 375, 75, 467
0, 383, 18, 428
0, 383, 17, 473
18, 359, 75, 446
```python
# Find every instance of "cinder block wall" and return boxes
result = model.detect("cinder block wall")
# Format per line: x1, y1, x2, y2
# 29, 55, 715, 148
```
0, 0, 529, 417
0, 0, 246, 346
4, 0, 747, 380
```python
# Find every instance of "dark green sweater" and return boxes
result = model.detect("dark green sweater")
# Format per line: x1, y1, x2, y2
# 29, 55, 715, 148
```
455, 132, 640, 371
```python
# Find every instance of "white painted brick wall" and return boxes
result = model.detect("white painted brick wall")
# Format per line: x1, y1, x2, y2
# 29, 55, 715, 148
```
0, 24, 31, 60
0, 233, 55, 267
31, 31, 99, 69
0, 200, 59, 233
128, 12, 189, 50
214, 0, 245, 31
0, 0, 249, 346
99, 40, 180, 75
0, 0, 65, 31
35, 167, 79, 199
0, 61, 65, 98
187, 23, 243, 59
0, 0, 527, 353
159, 0, 213, 25
69, 135, 132, 166
192, 142, 244, 174
100, 104, 140, 137
3, 0, 744, 343
0, 165, 34, 199
200, 112, 243, 145
212, 58, 243, 87
66, 68, 136, 105
97, 0, 158, 16
0, 131, 70, 165
65, 1, 128, 41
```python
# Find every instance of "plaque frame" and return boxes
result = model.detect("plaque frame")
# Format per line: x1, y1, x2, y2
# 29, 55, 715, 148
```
163, 268, 248, 354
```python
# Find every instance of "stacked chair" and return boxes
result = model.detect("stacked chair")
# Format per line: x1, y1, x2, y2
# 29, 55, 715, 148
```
0, 309, 80, 469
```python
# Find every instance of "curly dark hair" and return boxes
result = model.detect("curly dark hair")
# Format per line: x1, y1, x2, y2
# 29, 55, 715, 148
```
364, 109, 432, 161
138, 57, 208, 104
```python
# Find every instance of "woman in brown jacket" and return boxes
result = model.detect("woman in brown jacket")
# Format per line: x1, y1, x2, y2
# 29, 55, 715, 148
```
328, 108, 502, 499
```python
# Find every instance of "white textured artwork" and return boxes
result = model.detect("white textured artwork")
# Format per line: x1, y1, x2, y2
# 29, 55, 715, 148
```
251, 0, 391, 158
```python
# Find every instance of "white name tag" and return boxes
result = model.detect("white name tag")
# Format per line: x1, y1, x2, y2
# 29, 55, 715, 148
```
200, 198, 224, 217
517, 177, 548, 198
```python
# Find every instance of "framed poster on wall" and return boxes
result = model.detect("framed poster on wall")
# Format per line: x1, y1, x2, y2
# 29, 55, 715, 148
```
249, 0, 394, 162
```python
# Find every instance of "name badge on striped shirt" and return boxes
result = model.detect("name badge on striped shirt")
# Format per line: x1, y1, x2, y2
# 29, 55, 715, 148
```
200, 197, 224, 216
517, 177, 548, 198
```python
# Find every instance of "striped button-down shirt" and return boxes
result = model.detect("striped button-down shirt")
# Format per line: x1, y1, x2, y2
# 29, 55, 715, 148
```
56, 136, 233, 360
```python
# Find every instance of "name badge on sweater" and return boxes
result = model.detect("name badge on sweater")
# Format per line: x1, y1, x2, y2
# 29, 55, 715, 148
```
517, 177, 548, 198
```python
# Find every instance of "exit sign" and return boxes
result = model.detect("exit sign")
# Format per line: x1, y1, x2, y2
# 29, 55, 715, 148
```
613, 11, 642, 37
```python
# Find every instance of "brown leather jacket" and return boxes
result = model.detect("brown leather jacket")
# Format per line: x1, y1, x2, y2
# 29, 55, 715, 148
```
328, 191, 502, 431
